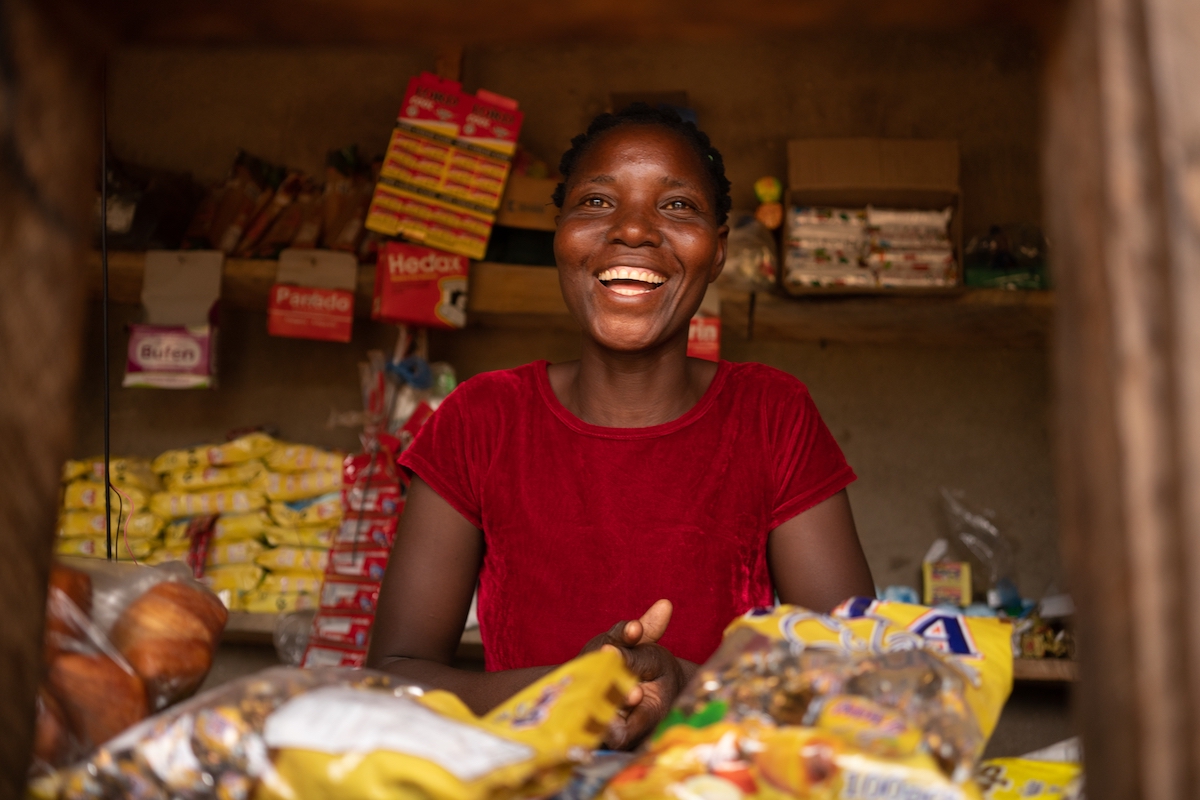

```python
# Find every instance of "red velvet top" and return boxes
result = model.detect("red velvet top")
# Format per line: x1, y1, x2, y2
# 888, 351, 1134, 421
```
398, 360, 855, 671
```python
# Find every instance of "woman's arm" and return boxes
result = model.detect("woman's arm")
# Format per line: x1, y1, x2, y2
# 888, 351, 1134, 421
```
767, 489, 875, 611
366, 478, 554, 714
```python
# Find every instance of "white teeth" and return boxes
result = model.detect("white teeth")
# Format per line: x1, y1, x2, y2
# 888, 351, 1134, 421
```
597, 268, 665, 285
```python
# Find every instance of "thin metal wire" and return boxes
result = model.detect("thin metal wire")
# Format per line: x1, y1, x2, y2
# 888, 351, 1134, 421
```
101, 68, 112, 560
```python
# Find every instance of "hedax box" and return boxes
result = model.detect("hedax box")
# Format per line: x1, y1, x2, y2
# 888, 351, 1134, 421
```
373, 242, 468, 330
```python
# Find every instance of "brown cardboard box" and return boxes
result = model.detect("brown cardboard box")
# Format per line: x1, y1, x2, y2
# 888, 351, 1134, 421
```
495, 174, 558, 232
785, 138, 962, 292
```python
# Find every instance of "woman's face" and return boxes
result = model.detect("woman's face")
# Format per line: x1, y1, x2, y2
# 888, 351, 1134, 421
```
554, 125, 728, 354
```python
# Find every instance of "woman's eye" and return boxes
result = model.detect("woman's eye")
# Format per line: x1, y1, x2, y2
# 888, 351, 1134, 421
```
583, 197, 608, 207
667, 199, 693, 210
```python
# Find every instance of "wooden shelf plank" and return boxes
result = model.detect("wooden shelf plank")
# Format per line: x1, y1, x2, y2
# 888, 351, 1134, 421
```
86, 252, 1052, 346
1012, 658, 1078, 682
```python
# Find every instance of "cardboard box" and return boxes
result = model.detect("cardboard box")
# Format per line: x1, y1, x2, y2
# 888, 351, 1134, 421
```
495, 174, 558, 231
267, 249, 357, 343
785, 138, 961, 292
124, 250, 223, 389
373, 242, 469, 329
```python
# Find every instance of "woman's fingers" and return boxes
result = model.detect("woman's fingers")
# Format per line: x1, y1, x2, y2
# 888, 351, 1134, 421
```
636, 599, 673, 644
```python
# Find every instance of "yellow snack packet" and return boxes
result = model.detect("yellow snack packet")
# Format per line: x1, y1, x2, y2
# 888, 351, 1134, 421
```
162, 460, 265, 492
62, 481, 149, 512
254, 546, 329, 573
207, 539, 266, 566
976, 758, 1083, 799
253, 469, 342, 502
239, 589, 321, 614
62, 457, 160, 491
727, 600, 1013, 740
814, 694, 924, 759
142, 546, 191, 566
150, 488, 267, 519
151, 432, 277, 474
266, 444, 344, 474
269, 493, 344, 528
202, 564, 265, 593
265, 649, 637, 800
263, 524, 336, 549
57, 510, 164, 541
260, 573, 325, 595
55, 536, 154, 560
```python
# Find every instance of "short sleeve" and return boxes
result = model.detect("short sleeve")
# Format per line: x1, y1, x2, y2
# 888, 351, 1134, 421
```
767, 387, 856, 530
397, 383, 487, 530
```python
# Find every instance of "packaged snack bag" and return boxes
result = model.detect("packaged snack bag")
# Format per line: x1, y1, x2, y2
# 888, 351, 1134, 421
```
263, 524, 336, 549
975, 758, 1083, 799
343, 483, 403, 514
201, 564, 264, 594
319, 577, 381, 613
151, 432, 277, 473
142, 546, 190, 566
269, 492, 343, 527
253, 468, 342, 502
240, 589, 320, 614
206, 539, 265, 566
267, 444, 343, 474
162, 460, 264, 492
62, 481, 149, 513
328, 547, 390, 581
57, 510, 163, 541
56, 537, 155, 560
150, 488, 266, 519
213, 510, 272, 541
39, 654, 634, 800
335, 515, 399, 549
260, 573, 325, 595
255, 546, 329, 573
62, 457, 160, 491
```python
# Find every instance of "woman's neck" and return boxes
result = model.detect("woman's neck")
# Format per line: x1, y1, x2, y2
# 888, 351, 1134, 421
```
548, 338, 718, 428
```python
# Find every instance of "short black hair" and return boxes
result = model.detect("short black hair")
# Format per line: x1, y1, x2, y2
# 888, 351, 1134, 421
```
551, 103, 732, 227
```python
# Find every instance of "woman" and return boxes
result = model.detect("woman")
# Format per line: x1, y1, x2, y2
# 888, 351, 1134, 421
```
367, 104, 875, 747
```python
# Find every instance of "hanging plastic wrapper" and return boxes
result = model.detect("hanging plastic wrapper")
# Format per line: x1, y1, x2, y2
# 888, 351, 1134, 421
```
605, 599, 1013, 800
941, 488, 1021, 612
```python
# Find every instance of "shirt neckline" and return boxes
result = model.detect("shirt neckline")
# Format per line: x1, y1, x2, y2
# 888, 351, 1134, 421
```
533, 359, 732, 439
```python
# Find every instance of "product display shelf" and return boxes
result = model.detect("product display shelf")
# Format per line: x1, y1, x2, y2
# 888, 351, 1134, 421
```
221, 611, 484, 660
88, 251, 1053, 347
1012, 657, 1078, 682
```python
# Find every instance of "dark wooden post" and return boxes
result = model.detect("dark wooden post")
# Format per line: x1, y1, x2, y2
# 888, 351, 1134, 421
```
0, 0, 99, 789
1045, 0, 1200, 796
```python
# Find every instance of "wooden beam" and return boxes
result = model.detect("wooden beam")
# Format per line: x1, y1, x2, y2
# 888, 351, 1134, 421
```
1045, 0, 1200, 796
0, 0, 99, 788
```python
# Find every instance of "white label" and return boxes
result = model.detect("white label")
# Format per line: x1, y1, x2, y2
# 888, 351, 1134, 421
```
264, 687, 533, 781
316, 617, 353, 636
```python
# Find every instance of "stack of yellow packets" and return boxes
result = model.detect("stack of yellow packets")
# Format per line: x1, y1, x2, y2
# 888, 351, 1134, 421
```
55, 457, 164, 561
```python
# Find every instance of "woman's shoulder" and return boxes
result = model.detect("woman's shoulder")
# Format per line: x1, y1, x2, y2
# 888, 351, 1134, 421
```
721, 360, 813, 401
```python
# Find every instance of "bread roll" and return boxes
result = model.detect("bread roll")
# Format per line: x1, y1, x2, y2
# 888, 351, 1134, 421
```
47, 652, 146, 747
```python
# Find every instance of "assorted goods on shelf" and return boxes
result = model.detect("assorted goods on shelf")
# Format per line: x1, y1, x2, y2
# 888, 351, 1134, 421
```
31, 599, 1082, 800
32, 559, 227, 773
55, 433, 344, 614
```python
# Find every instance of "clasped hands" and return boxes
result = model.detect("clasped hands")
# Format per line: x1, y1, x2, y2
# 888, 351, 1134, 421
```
579, 599, 690, 750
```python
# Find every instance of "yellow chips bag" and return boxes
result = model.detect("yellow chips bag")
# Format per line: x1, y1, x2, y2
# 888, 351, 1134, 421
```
268, 493, 343, 527
253, 469, 342, 502
56, 536, 154, 560
57, 510, 164, 541
150, 488, 266, 519
266, 444, 343, 474
202, 564, 264, 593
142, 546, 191, 566
976, 758, 1082, 799
207, 540, 265, 566
238, 589, 321, 614
162, 460, 265, 492
61, 457, 160, 491
259, 573, 324, 595
61, 481, 149, 512
263, 525, 336, 549
254, 546, 329, 573
151, 432, 277, 474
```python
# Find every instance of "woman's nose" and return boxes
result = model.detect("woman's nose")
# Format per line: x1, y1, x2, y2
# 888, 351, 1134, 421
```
608, 201, 662, 247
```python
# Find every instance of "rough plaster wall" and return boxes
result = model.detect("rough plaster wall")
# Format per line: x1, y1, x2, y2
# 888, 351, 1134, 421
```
85, 36, 1059, 595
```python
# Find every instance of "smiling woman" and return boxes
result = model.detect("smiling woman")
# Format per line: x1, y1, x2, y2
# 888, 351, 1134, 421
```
366, 104, 875, 749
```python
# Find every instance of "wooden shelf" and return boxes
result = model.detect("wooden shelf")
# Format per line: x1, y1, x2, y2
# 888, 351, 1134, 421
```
86, 252, 1052, 347
1012, 657, 1078, 682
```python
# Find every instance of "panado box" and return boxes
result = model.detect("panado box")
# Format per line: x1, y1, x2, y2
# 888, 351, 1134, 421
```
374, 241, 469, 329
267, 249, 358, 343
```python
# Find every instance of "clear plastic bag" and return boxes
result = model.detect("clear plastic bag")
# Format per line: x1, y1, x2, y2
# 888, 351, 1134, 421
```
721, 211, 778, 291
941, 488, 1021, 610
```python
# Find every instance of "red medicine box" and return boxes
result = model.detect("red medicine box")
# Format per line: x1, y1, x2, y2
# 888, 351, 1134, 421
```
267, 249, 357, 343
373, 242, 469, 330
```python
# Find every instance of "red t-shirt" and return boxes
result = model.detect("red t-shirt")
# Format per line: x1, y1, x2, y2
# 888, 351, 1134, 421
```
398, 360, 855, 671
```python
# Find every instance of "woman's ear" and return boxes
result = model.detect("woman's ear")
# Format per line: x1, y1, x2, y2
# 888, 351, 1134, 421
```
708, 224, 730, 283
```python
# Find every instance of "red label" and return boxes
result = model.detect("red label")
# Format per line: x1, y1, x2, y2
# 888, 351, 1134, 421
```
335, 515, 399, 549
329, 547, 392, 581
343, 451, 403, 488
373, 242, 469, 330
687, 316, 720, 362
319, 577, 381, 613
302, 641, 367, 668
342, 483, 403, 515
267, 284, 354, 343
311, 611, 376, 649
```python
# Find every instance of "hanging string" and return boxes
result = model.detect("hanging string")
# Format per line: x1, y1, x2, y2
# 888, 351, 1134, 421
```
100, 66, 113, 560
